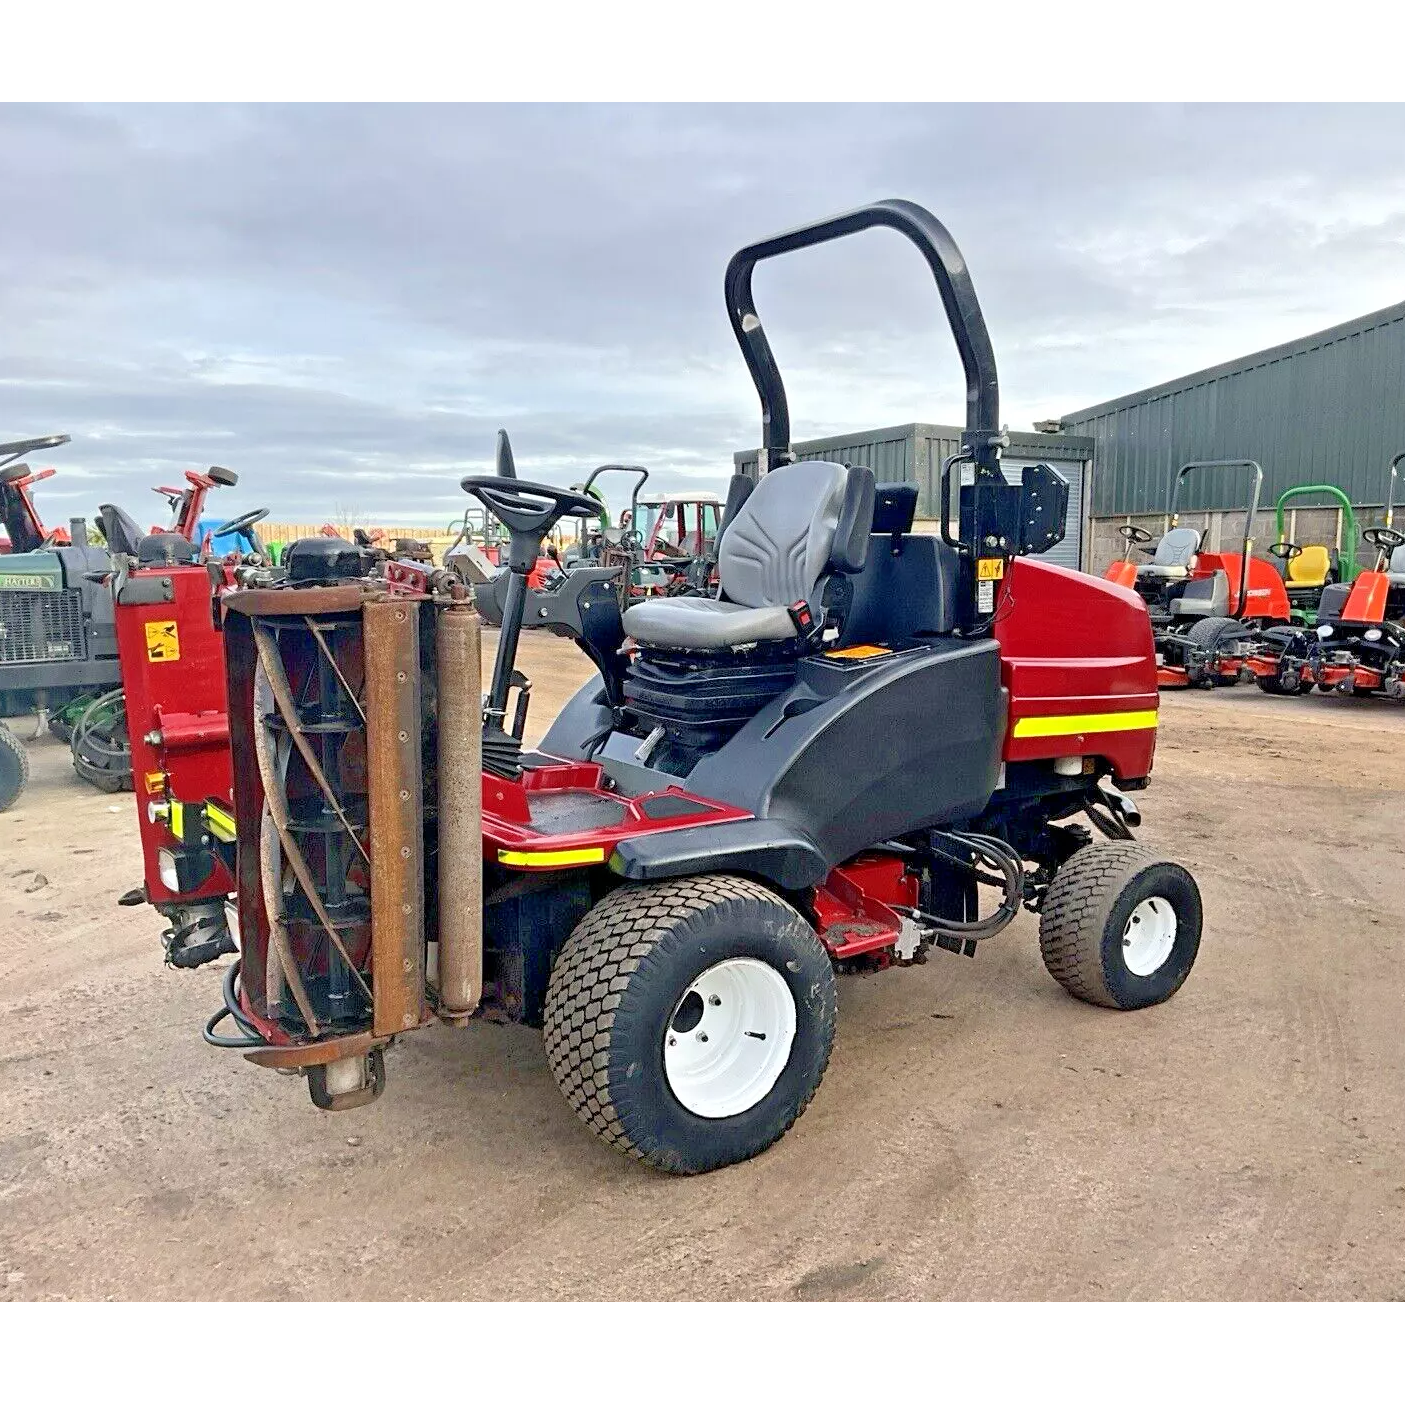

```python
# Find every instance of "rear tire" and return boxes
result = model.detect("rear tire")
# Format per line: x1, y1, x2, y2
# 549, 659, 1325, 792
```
0, 721, 29, 812
544, 875, 836, 1175
1039, 843, 1202, 1010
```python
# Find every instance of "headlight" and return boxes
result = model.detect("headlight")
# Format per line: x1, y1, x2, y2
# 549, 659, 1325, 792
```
1365, 628, 1383, 642
1317, 624, 1334, 640
157, 848, 180, 890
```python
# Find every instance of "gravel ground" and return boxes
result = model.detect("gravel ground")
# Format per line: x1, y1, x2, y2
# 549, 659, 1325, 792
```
3, 633, 1404, 1301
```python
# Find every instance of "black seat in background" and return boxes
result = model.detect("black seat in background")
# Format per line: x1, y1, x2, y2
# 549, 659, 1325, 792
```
98, 503, 145, 556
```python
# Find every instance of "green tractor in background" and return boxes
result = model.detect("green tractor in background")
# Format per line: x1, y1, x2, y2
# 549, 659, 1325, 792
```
1267, 483, 1360, 627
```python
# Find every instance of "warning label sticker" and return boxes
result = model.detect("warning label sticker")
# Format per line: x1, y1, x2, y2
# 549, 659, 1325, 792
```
976, 556, 1006, 581
144, 620, 180, 662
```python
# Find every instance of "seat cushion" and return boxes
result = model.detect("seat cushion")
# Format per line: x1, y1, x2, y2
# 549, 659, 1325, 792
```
623, 595, 797, 649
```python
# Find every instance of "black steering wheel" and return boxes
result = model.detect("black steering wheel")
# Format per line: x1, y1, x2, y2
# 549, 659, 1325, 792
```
1119, 524, 1154, 544
460, 475, 603, 536
213, 507, 269, 539
1362, 526, 1405, 551
1267, 540, 1302, 560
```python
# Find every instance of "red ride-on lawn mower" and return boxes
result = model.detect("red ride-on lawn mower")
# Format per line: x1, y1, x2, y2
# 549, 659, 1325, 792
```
190, 199, 1202, 1175
1105, 459, 1291, 688
1245, 454, 1405, 698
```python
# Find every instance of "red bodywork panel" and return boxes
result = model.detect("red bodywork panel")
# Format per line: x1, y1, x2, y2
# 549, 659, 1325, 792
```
114, 564, 236, 906
482, 761, 751, 864
1199, 551, 1291, 624
993, 559, 1159, 782
1341, 571, 1390, 624
813, 855, 915, 960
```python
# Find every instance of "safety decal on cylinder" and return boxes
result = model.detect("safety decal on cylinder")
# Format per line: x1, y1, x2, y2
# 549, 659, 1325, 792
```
144, 619, 181, 662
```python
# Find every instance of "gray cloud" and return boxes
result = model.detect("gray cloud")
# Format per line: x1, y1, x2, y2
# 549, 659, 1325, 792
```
3, 103, 1405, 523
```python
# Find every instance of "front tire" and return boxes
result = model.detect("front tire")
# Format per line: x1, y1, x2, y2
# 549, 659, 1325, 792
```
544, 875, 836, 1175
1184, 616, 1246, 687
1039, 843, 1202, 1010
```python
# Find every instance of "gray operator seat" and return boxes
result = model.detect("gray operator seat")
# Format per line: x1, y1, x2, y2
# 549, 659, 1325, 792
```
1139, 525, 1202, 579
1388, 542, 1405, 586
622, 460, 874, 649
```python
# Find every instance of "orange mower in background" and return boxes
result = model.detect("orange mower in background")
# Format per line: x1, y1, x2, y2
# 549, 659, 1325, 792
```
1103, 459, 1291, 689
1244, 453, 1405, 698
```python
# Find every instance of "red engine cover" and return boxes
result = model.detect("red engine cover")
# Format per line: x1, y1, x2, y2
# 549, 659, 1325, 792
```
994, 559, 1159, 782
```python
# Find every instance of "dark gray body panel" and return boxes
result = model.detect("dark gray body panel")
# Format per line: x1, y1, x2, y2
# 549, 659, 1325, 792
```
540, 637, 1006, 876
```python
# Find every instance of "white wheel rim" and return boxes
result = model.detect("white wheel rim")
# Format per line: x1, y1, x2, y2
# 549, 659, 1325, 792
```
1121, 896, 1178, 976
663, 957, 797, 1119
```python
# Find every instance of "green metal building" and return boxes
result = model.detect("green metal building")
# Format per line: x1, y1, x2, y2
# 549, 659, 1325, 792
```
1056, 299, 1405, 572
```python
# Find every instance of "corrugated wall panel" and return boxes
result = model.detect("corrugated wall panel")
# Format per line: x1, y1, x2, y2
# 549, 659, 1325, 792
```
1064, 302, 1405, 515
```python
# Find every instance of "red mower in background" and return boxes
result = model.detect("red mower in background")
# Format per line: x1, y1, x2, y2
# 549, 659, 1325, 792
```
1244, 453, 1405, 698
66, 467, 255, 791
0, 433, 75, 551
1104, 459, 1291, 688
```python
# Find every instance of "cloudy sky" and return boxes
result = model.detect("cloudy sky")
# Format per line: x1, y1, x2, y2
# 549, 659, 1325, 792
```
4, 103, 1405, 526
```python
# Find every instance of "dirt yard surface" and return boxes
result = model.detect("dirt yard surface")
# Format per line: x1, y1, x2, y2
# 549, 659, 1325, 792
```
4, 633, 1405, 1301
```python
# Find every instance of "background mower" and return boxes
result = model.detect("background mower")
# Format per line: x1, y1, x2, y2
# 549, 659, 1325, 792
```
62, 465, 250, 792
1103, 459, 1290, 688
1246, 454, 1405, 697
1266, 482, 1359, 627
187, 198, 1202, 1176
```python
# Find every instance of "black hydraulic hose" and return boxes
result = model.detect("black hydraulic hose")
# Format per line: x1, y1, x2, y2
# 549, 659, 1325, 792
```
905, 831, 1025, 941
203, 958, 271, 1049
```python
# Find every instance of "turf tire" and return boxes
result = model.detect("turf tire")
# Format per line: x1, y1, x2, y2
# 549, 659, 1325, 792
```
0, 721, 29, 812
1039, 842, 1202, 1010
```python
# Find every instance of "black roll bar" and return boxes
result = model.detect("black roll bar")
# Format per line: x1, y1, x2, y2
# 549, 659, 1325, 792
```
724, 199, 1004, 477
1170, 460, 1263, 619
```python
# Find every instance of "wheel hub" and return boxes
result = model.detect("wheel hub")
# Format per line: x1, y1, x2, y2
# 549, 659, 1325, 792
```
1121, 896, 1177, 976
663, 957, 796, 1119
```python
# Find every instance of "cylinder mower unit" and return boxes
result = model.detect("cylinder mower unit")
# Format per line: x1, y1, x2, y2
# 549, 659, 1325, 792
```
110, 522, 284, 968
1102, 459, 1291, 689
1245, 454, 1405, 699
192, 199, 1203, 1175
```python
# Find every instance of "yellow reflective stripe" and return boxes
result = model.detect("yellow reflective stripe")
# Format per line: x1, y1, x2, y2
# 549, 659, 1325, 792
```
169, 803, 186, 840
496, 846, 606, 868
1012, 709, 1159, 739
205, 803, 237, 843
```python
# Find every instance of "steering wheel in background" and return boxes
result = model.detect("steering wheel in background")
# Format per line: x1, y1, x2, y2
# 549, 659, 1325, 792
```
1267, 541, 1302, 560
213, 507, 270, 540
1118, 524, 1154, 544
1362, 526, 1405, 551
460, 475, 602, 557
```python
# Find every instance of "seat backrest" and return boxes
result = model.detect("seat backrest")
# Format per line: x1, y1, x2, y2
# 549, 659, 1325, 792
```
838, 533, 960, 645
718, 461, 872, 608
1391, 543, 1405, 575
1153, 526, 1202, 569
1288, 544, 1331, 587
98, 503, 144, 556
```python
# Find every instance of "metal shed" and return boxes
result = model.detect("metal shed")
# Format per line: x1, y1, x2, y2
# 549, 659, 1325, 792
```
1060, 299, 1405, 519
733, 423, 1095, 571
